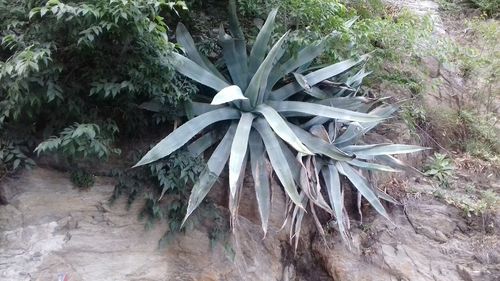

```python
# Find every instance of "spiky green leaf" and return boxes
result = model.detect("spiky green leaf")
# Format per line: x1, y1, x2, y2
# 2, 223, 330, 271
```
254, 104, 312, 154
246, 31, 289, 106
336, 162, 389, 220
253, 118, 303, 208
134, 108, 240, 167
182, 124, 237, 225
248, 8, 278, 74
269, 101, 385, 122
321, 164, 349, 241
172, 52, 230, 91
229, 113, 255, 197
176, 23, 225, 80
343, 144, 428, 156
249, 130, 271, 235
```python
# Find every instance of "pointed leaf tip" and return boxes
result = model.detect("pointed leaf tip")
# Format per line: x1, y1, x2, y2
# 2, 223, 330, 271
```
211, 85, 248, 105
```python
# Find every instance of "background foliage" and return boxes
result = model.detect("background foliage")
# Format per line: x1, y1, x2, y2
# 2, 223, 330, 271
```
0, 0, 194, 172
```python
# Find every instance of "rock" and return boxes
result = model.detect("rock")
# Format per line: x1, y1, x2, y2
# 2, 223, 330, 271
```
457, 265, 474, 281
0, 168, 285, 281
420, 56, 441, 78
1, 168, 498, 281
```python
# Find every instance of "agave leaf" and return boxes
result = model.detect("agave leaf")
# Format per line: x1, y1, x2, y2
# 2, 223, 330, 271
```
219, 28, 249, 89
291, 194, 307, 251
254, 104, 312, 154
375, 155, 421, 173
249, 130, 271, 235
176, 23, 226, 80
348, 159, 401, 172
182, 124, 237, 226
277, 138, 301, 182
301, 116, 330, 129
333, 123, 363, 147
336, 162, 390, 220
253, 118, 303, 208
270, 55, 368, 101
269, 81, 303, 101
317, 97, 378, 112
269, 101, 385, 123
377, 189, 400, 205
297, 156, 332, 213
306, 54, 369, 86
292, 75, 330, 100
134, 107, 240, 167
187, 131, 220, 156
172, 52, 230, 91
343, 144, 428, 156
321, 164, 349, 242
211, 85, 248, 105
188, 102, 224, 117
345, 67, 371, 89
305, 87, 330, 99
288, 123, 353, 161
309, 125, 330, 142
361, 104, 398, 133
229, 151, 248, 229
246, 31, 289, 106
248, 8, 278, 75
229, 113, 255, 197
268, 39, 327, 89
293, 72, 311, 91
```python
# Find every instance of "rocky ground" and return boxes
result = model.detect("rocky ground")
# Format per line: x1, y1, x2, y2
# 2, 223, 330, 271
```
0, 165, 498, 281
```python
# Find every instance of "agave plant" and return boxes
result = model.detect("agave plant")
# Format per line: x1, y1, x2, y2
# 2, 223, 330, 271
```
135, 9, 425, 239
287, 108, 425, 248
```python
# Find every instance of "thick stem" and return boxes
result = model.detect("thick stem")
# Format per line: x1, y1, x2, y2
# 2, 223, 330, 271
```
228, 0, 244, 39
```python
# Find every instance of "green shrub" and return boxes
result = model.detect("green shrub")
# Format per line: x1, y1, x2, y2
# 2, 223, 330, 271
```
111, 149, 207, 244
0, 138, 35, 176
35, 122, 121, 159
70, 169, 95, 190
424, 153, 454, 187
0, 0, 192, 160
469, 0, 499, 16
135, 9, 425, 246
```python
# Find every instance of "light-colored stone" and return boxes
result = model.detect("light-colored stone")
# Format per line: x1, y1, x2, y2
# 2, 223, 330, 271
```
1, 168, 498, 281
0, 168, 284, 281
